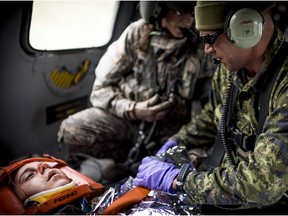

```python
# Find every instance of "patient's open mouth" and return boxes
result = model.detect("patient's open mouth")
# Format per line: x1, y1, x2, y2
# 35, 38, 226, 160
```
47, 170, 58, 181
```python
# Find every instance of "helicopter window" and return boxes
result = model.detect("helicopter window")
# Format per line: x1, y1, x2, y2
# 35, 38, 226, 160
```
29, 0, 119, 51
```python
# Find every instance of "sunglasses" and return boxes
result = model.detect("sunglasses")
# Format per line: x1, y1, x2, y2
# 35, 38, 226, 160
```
200, 29, 224, 45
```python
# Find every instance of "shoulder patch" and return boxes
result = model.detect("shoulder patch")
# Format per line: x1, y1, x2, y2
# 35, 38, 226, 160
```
108, 42, 123, 64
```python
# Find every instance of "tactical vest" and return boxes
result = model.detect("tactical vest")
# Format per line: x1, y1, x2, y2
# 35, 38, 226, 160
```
227, 41, 288, 163
200, 41, 288, 170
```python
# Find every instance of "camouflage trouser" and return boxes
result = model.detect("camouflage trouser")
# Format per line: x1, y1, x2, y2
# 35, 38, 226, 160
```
58, 107, 136, 162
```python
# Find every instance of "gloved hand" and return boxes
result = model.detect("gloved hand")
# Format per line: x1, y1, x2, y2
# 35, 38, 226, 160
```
156, 139, 178, 155
133, 156, 179, 194
124, 94, 173, 122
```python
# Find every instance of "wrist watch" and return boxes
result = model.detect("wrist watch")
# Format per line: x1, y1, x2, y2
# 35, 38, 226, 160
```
175, 163, 191, 193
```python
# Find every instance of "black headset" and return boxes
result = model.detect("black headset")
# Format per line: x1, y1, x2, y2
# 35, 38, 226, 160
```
224, 7, 264, 48
139, 1, 166, 23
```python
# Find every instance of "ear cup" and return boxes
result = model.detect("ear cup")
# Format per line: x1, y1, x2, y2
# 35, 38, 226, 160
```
139, 1, 165, 23
225, 8, 264, 48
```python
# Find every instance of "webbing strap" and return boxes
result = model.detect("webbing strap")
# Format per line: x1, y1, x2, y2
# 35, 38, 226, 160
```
256, 42, 288, 134
102, 186, 150, 215
198, 75, 239, 171
0, 155, 67, 182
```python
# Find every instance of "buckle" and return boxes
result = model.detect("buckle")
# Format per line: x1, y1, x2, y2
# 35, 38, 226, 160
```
228, 124, 243, 148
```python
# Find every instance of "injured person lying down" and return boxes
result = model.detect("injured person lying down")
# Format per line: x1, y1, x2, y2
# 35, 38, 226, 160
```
0, 153, 199, 215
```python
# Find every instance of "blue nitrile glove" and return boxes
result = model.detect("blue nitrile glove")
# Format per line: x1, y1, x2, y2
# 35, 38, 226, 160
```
156, 139, 177, 155
133, 156, 179, 194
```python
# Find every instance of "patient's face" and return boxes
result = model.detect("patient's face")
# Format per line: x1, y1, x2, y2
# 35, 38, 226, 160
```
13, 162, 72, 201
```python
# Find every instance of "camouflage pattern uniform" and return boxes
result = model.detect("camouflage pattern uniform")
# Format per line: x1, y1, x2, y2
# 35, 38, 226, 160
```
171, 29, 288, 208
58, 19, 215, 162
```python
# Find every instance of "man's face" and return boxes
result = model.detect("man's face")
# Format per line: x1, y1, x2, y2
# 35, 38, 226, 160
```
200, 30, 253, 71
13, 162, 72, 201
161, 8, 194, 38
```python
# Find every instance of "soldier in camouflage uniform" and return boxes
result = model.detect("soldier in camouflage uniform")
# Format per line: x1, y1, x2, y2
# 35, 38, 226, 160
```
134, 1, 288, 212
57, 1, 215, 165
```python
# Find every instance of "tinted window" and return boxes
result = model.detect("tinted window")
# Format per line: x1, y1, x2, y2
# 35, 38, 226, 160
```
29, 0, 119, 51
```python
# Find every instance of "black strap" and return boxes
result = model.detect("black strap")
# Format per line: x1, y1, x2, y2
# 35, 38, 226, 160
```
200, 41, 288, 170
199, 79, 239, 170
256, 42, 288, 134
198, 132, 222, 171
176, 163, 191, 192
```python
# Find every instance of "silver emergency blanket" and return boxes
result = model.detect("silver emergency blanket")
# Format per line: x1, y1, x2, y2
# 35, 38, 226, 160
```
92, 145, 200, 215
92, 176, 200, 215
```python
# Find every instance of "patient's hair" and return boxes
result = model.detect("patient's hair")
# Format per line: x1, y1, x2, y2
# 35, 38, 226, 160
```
4, 165, 31, 201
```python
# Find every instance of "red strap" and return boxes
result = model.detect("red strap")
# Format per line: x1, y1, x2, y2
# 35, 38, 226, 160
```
0, 154, 66, 182
102, 187, 150, 215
